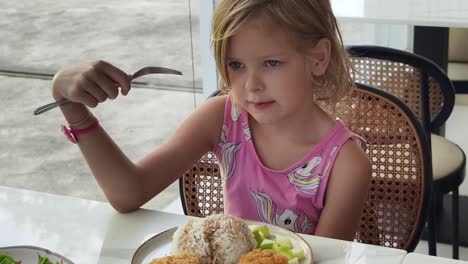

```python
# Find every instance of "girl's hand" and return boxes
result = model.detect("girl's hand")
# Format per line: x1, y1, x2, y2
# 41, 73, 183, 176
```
52, 60, 131, 108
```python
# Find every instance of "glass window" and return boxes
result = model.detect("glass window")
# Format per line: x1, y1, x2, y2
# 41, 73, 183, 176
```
0, 1, 202, 213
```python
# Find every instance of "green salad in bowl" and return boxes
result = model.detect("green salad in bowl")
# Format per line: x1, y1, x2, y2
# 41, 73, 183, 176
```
0, 253, 63, 264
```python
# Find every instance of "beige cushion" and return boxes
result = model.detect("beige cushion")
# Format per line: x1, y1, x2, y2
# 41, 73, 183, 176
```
431, 133, 465, 180
447, 62, 468, 81
449, 28, 468, 61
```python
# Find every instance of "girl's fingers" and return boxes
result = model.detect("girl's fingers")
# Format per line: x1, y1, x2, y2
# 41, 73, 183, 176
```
74, 91, 99, 108
93, 60, 131, 95
124, 74, 133, 95
82, 78, 108, 103
91, 70, 119, 100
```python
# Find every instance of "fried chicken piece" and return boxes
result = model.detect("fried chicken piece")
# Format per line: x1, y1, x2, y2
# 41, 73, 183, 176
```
237, 249, 288, 264
148, 253, 200, 264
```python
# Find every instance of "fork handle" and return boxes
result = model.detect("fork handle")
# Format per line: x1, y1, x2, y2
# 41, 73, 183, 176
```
33, 99, 72, 115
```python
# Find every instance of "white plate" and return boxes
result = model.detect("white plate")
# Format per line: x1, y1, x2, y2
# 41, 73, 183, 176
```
132, 220, 314, 264
0, 245, 74, 264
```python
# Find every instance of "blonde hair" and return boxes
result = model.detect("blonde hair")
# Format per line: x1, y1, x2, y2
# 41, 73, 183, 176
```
212, 0, 354, 103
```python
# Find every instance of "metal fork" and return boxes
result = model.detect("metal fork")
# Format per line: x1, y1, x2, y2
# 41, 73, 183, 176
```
33, 66, 182, 115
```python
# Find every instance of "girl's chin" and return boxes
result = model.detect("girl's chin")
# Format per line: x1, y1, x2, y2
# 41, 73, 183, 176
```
248, 112, 282, 125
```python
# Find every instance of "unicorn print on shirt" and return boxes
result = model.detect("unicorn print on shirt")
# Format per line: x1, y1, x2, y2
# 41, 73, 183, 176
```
322, 146, 338, 176
287, 146, 338, 195
218, 101, 248, 181
287, 156, 323, 195
241, 120, 251, 141
220, 142, 241, 181
218, 125, 228, 149
231, 101, 240, 121
251, 190, 313, 233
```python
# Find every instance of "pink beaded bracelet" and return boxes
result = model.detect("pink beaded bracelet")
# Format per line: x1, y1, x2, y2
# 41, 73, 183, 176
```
61, 117, 99, 144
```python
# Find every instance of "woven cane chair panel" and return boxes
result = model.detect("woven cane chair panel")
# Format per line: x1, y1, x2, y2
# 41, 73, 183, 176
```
330, 89, 426, 250
181, 152, 223, 217
350, 57, 445, 126
181, 88, 427, 251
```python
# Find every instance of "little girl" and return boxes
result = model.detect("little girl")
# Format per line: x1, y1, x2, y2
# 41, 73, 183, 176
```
51, 0, 371, 241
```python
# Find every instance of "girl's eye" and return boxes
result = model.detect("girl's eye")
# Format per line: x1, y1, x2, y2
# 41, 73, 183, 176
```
264, 60, 281, 67
228, 61, 244, 70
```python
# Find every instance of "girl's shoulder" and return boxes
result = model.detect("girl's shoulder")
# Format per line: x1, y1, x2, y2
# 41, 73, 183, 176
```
202, 94, 228, 121
203, 94, 228, 109
193, 94, 228, 150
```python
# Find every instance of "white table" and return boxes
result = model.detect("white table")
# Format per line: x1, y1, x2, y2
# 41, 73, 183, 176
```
403, 253, 468, 263
0, 186, 408, 264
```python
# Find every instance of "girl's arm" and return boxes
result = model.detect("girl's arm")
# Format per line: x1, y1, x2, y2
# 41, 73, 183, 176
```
53, 60, 226, 213
314, 140, 372, 241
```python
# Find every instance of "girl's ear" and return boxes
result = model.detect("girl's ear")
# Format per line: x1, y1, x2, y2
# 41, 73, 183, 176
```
307, 38, 331, 76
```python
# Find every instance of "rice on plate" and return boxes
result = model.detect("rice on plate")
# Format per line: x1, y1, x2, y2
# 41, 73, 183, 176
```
171, 214, 256, 264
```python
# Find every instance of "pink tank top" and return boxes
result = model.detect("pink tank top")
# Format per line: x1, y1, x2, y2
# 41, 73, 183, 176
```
215, 96, 363, 235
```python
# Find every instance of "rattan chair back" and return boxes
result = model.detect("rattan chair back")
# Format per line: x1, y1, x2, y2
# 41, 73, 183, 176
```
347, 45, 455, 134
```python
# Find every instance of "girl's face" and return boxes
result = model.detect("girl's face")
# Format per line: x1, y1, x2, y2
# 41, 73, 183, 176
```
227, 15, 329, 125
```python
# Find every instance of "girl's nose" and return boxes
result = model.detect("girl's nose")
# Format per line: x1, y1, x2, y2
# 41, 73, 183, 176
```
245, 72, 265, 92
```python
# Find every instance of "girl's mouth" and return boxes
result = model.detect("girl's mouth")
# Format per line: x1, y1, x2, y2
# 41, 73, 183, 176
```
252, 101, 275, 109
